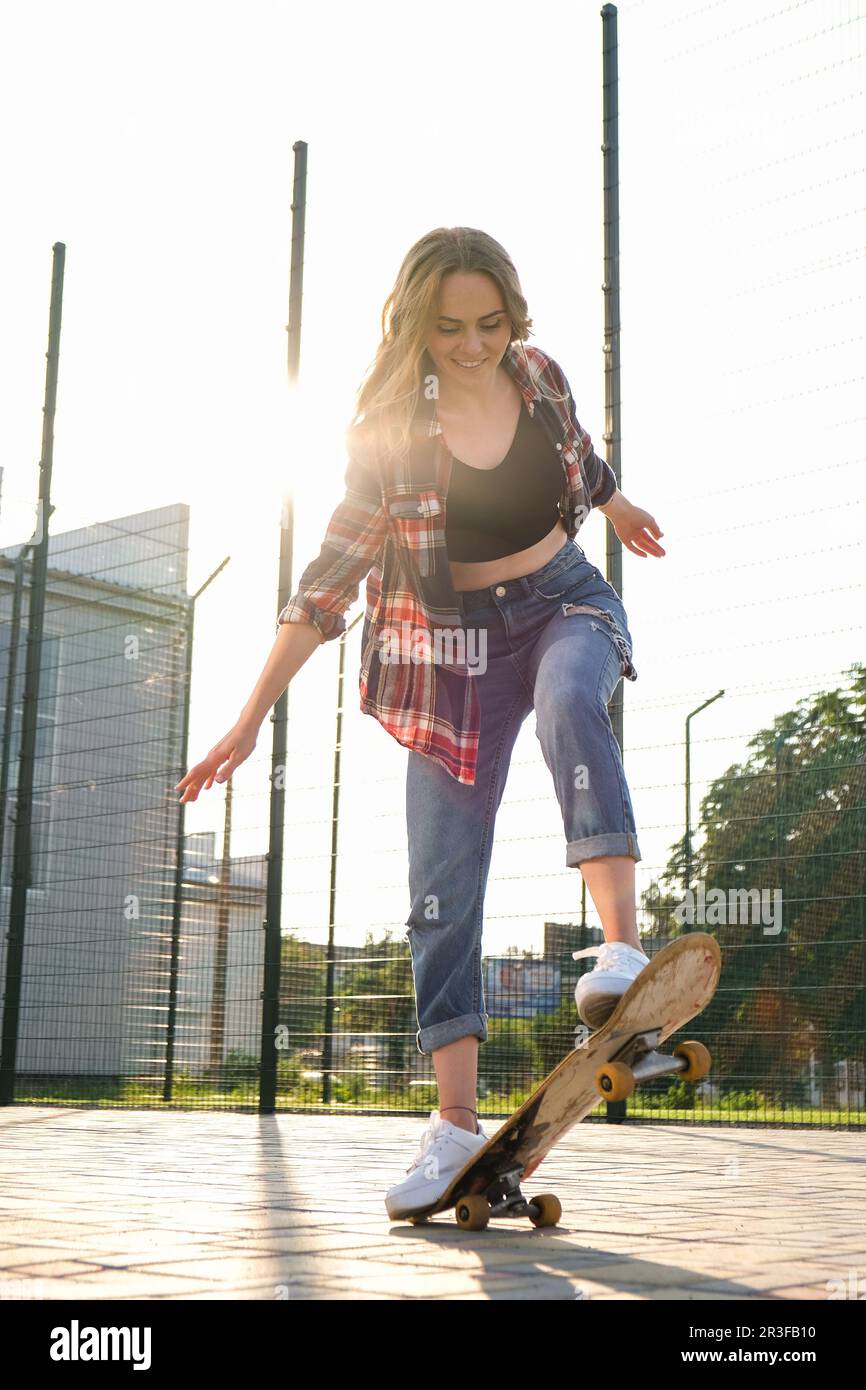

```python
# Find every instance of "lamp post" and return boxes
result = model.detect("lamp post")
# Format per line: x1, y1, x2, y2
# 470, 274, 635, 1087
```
684, 690, 725, 913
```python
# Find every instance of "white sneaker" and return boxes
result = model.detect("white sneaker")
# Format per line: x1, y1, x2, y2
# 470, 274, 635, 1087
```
385, 1109, 490, 1220
573, 940, 651, 1029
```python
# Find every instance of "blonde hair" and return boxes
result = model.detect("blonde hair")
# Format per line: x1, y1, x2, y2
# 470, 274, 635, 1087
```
347, 227, 568, 478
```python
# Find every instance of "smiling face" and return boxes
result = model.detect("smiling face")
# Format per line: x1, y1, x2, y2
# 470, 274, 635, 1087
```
425, 271, 513, 388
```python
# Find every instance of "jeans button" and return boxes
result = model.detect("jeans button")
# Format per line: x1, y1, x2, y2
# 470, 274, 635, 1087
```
495, 584, 506, 596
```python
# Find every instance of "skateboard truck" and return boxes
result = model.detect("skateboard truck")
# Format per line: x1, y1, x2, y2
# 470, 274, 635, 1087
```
412, 1166, 562, 1231
595, 1027, 712, 1101
465, 1166, 534, 1221
451, 1168, 563, 1231
413, 1168, 547, 1229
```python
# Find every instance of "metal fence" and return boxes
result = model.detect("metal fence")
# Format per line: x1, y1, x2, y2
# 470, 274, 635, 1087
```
0, 508, 862, 1124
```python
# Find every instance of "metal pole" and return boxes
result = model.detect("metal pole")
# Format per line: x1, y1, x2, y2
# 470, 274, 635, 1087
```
321, 611, 362, 1105
163, 558, 229, 1102
685, 718, 691, 895
684, 690, 725, 909
601, 5, 623, 753
260, 139, 307, 1115
164, 607, 194, 1100
0, 243, 64, 1106
0, 547, 34, 886
209, 759, 233, 1074
600, 5, 626, 1124
774, 730, 785, 917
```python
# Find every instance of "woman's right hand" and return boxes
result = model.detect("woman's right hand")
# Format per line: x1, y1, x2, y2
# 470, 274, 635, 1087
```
174, 722, 259, 804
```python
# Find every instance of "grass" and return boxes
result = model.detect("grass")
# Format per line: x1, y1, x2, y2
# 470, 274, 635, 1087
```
7, 1073, 864, 1126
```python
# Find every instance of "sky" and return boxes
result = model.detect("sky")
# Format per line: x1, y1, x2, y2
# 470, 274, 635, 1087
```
1, 0, 864, 954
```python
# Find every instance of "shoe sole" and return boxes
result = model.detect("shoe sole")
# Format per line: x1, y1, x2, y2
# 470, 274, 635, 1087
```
385, 1134, 491, 1219
578, 989, 623, 1030
577, 967, 649, 1031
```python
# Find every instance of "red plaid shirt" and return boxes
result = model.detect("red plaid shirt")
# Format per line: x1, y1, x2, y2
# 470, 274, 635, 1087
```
277, 343, 617, 785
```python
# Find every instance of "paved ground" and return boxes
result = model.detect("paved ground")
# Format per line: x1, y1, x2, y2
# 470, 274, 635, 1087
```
0, 1107, 862, 1301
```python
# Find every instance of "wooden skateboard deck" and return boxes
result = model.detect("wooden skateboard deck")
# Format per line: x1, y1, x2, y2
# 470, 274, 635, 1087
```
406, 933, 721, 1229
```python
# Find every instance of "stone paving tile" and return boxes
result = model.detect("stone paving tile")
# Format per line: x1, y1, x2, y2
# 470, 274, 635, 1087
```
2, 1241, 218, 1269
5, 1261, 93, 1279
0, 1108, 862, 1301
213, 1236, 407, 1258
783, 1282, 850, 1297
286, 1267, 578, 1299
592, 1288, 773, 1301
68, 1269, 231, 1297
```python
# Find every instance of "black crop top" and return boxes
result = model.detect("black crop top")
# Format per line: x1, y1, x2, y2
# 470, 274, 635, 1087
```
444, 400, 564, 561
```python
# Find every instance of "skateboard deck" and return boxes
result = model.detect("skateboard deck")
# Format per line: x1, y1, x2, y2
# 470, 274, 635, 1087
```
405, 932, 721, 1229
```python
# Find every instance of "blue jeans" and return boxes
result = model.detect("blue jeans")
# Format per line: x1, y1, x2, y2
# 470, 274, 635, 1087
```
403, 536, 641, 1056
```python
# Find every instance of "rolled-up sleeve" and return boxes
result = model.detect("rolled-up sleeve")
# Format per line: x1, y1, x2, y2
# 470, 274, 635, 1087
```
549, 358, 618, 507
583, 447, 617, 507
276, 442, 388, 641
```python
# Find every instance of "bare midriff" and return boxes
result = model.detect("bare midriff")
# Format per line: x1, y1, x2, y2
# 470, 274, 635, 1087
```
448, 516, 569, 592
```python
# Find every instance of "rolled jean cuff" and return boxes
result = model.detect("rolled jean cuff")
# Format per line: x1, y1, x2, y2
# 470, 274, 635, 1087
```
416, 1011, 489, 1056
566, 831, 641, 867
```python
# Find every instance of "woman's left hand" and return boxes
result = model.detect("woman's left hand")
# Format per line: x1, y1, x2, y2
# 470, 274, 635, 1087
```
600, 494, 666, 558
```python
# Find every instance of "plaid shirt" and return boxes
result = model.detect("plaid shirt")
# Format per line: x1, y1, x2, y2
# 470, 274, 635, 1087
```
277, 343, 618, 786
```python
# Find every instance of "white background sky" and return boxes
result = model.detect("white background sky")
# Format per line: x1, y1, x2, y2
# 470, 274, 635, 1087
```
2, 0, 864, 953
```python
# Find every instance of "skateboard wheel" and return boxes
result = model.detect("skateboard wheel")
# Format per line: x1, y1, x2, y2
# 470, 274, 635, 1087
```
595, 1061, 635, 1101
529, 1193, 562, 1228
455, 1195, 491, 1231
673, 1040, 711, 1081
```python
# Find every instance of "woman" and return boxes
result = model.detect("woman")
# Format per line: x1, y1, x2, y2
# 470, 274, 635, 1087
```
175, 228, 665, 1221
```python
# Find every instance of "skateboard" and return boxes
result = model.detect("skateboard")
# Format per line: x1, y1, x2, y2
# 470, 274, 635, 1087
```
405, 932, 721, 1230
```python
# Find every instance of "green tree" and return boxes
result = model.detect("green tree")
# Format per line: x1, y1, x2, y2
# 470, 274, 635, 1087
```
641, 665, 866, 1110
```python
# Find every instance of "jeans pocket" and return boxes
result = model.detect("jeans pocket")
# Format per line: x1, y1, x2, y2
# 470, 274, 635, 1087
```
530, 563, 600, 602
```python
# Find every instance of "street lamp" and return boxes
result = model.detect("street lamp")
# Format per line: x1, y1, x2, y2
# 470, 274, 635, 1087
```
684, 690, 725, 908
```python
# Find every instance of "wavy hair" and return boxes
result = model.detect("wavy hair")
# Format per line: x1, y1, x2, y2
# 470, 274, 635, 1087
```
347, 227, 568, 478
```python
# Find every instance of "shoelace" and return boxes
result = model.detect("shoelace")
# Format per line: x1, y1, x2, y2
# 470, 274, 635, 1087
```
405, 1115, 485, 1173
572, 943, 643, 973
406, 1117, 439, 1174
